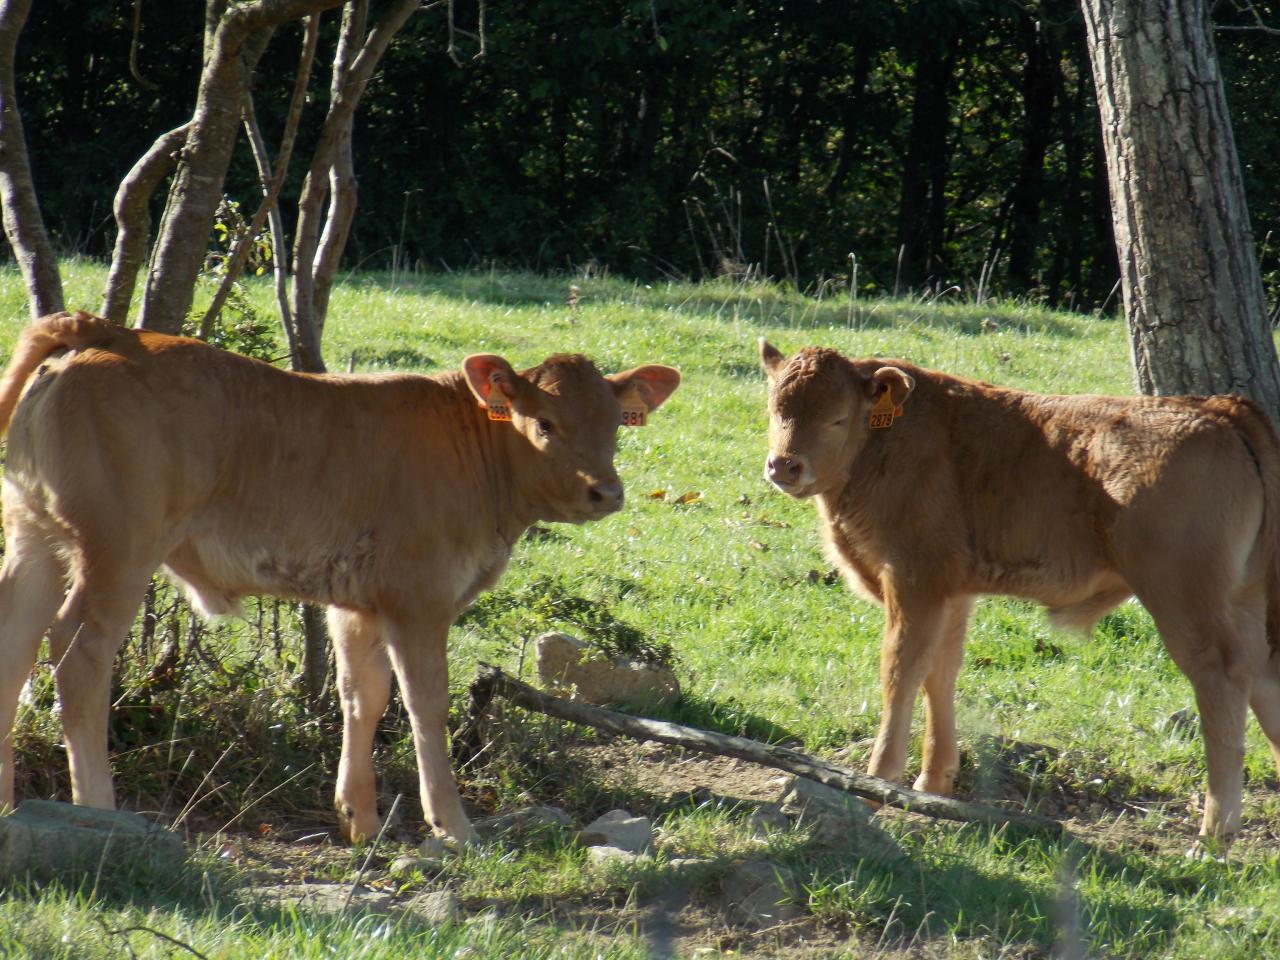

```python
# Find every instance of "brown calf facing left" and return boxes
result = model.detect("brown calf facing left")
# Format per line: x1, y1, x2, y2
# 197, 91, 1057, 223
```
760, 339, 1280, 845
0, 311, 680, 844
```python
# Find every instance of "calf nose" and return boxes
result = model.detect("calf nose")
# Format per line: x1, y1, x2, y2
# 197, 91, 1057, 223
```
589, 479, 624, 511
766, 454, 804, 484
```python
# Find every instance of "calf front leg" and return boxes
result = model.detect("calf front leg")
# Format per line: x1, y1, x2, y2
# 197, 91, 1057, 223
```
330, 608, 392, 843
385, 614, 477, 845
867, 590, 946, 786
914, 596, 974, 795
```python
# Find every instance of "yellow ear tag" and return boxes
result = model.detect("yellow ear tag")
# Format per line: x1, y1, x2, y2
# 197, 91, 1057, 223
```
620, 401, 648, 428
868, 391, 897, 429
486, 395, 512, 421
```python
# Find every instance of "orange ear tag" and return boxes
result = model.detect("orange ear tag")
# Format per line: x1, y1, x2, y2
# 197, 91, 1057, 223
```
868, 391, 897, 429
486, 396, 513, 421
620, 401, 648, 428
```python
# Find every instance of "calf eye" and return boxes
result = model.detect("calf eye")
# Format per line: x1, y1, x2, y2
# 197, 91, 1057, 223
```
536, 418, 554, 438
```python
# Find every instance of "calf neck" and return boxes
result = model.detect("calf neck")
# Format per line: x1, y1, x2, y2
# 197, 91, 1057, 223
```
760, 339, 1280, 846
0, 312, 679, 844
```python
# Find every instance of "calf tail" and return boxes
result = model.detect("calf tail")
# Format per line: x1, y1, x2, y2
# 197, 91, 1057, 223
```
0, 311, 119, 436
1234, 400, 1280, 658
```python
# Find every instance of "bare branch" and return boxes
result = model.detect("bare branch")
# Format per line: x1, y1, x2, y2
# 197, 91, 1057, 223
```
460, 665, 1065, 836
0, 0, 64, 318
199, 14, 319, 338
101, 123, 189, 322
291, 0, 419, 370
128, 0, 160, 91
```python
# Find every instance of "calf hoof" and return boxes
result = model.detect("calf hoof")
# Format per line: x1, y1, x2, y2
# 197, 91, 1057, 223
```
1185, 834, 1234, 862
335, 801, 381, 846
912, 771, 956, 795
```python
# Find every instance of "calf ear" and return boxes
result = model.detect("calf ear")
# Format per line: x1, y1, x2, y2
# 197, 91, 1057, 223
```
759, 339, 786, 381
868, 366, 914, 408
462, 354, 522, 406
609, 365, 681, 412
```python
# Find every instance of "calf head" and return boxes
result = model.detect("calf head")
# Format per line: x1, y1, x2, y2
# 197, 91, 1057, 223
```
759, 340, 913, 498
463, 353, 680, 523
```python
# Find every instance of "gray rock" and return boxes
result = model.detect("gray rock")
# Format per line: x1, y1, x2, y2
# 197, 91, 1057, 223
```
745, 803, 791, 837
586, 845, 643, 868
475, 805, 574, 839
243, 882, 394, 915
665, 857, 712, 878
719, 859, 805, 929
0, 800, 184, 880
579, 809, 654, 853
403, 889, 461, 925
418, 835, 450, 859
778, 776, 903, 860
536, 632, 680, 708
388, 853, 440, 878
1162, 708, 1199, 739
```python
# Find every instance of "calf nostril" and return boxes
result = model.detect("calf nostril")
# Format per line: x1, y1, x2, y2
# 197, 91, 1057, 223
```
589, 488, 603, 503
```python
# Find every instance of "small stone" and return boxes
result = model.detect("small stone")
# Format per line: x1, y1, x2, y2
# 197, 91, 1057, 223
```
403, 889, 461, 925
718, 859, 805, 929
586, 845, 642, 868
242, 882, 393, 915
579, 809, 654, 853
1162, 708, 1199, 739
418, 835, 449, 859
388, 854, 440, 878
665, 857, 712, 878
777, 776, 902, 860
745, 803, 790, 836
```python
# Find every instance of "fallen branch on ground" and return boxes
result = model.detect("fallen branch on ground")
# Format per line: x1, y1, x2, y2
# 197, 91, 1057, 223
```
458, 664, 1063, 836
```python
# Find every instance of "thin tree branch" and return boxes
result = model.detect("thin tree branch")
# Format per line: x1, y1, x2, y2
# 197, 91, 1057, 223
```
128, 0, 160, 91
461, 665, 1065, 835
199, 14, 319, 339
101, 123, 189, 322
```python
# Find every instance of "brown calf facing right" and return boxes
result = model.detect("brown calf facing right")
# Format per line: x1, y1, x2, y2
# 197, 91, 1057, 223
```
760, 340, 1280, 846
0, 312, 680, 845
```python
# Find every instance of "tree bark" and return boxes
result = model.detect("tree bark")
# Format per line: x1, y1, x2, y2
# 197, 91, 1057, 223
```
1080, 0, 1280, 417
0, 0, 63, 319
458, 666, 1063, 835
895, 32, 959, 292
199, 15, 319, 339
291, 0, 418, 372
100, 123, 190, 323
138, 0, 345, 333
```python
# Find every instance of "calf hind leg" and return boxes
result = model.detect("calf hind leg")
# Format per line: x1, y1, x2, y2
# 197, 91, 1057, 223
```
330, 608, 393, 843
0, 533, 68, 810
1147, 602, 1256, 844
49, 566, 154, 810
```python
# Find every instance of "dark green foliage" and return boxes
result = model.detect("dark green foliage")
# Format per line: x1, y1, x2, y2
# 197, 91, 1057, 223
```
461, 574, 676, 667
15, 1, 1280, 309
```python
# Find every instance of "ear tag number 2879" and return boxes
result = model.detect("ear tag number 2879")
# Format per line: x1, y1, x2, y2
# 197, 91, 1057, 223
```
868, 391, 899, 430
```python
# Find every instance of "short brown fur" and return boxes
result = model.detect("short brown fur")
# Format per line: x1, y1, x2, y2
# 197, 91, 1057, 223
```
0, 312, 679, 844
760, 340, 1280, 844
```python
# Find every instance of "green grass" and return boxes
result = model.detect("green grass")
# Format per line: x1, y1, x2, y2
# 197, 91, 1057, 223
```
2, 262, 1279, 958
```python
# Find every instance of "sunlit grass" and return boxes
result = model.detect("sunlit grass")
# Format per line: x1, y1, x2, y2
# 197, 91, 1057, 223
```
1, 262, 1278, 959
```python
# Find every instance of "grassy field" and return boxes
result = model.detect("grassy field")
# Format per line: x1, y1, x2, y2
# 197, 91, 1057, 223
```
1, 261, 1279, 958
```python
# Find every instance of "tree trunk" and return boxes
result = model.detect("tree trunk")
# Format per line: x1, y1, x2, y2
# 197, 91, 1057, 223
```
1006, 8, 1059, 293
895, 33, 959, 292
291, 0, 418, 372
1080, 0, 1280, 417
138, 0, 345, 334
100, 123, 190, 322
0, 0, 63, 319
